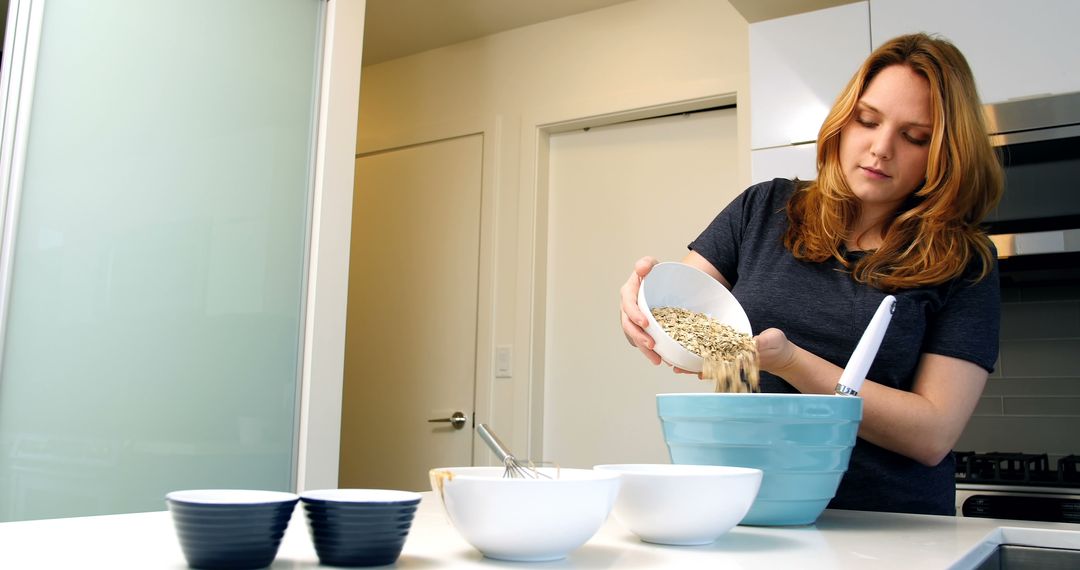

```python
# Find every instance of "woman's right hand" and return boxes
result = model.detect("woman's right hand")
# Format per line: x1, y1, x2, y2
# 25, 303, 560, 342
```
620, 256, 662, 365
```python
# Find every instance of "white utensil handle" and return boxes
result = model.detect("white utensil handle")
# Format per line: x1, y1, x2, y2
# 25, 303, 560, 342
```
835, 295, 896, 397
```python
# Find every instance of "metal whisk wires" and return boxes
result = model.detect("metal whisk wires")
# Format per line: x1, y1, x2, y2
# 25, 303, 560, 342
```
476, 423, 551, 479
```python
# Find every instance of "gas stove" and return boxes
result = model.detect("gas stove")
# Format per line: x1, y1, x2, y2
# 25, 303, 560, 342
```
955, 451, 1080, 487
953, 451, 1080, 523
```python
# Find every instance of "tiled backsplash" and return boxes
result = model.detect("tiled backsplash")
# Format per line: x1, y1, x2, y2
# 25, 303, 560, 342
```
954, 282, 1080, 463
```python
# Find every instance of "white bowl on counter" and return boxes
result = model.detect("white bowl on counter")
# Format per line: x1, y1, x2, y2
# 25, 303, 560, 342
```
429, 466, 621, 562
593, 463, 762, 545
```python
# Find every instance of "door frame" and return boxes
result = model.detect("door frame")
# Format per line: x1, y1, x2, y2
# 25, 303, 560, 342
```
0, 0, 46, 395
521, 93, 738, 458
296, 0, 367, 491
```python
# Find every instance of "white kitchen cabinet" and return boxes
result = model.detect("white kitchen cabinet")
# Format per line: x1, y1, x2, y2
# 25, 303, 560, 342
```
751, 144, 818, 184
870, 0, 1080, 104
750, 2, 870, 150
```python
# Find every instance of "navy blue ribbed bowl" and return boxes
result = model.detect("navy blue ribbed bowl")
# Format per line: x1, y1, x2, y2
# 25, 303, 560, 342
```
166, 489, 299, 570
300, 489, 421, 567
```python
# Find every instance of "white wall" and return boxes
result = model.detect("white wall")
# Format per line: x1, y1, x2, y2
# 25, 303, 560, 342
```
354, 0, 750, 459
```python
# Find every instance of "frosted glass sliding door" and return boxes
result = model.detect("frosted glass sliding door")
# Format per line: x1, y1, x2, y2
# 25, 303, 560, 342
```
0, 0, 324, 521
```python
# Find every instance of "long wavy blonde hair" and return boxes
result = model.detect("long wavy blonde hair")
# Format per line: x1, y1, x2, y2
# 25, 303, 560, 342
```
784, 33, 1003, 291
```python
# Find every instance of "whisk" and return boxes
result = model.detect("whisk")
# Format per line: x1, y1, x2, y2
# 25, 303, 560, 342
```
475, 423, 551, 479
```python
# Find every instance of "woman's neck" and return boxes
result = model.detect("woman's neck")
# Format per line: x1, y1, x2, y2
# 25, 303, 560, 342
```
847, 209, 891, 251
845, 233, 881, 252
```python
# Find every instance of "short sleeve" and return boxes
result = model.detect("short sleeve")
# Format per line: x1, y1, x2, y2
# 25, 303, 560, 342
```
688, 179, 785, 286
923, 256, 1001, 372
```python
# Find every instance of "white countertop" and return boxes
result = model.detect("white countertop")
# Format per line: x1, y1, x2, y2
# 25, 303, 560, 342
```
2, 491, 1078, 569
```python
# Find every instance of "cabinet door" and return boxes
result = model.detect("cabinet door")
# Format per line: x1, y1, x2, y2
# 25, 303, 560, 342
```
870, 0, 1080, 104
752, 145, 818, 184
750, 2, 870, 149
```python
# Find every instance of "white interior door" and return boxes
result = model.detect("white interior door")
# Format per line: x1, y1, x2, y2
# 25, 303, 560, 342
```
340, 134, 483, 491
544, 108, 740, 467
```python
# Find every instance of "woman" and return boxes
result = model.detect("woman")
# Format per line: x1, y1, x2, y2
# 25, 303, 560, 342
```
619, 34, 1003, 516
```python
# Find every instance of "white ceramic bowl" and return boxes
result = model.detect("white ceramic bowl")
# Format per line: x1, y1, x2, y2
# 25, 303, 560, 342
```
429, 466, 621, 562
637, 262, 751, 372
592, 464, 762, 545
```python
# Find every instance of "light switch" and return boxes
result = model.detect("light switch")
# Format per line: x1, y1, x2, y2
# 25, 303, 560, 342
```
495, 345, 512, 378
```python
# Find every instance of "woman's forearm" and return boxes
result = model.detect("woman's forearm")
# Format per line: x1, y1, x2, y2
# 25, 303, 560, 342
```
768, 345, 982, 466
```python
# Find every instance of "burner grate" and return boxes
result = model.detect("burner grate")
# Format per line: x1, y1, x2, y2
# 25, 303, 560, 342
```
1061, 455, 1080, 484
954, 451, 1068, 485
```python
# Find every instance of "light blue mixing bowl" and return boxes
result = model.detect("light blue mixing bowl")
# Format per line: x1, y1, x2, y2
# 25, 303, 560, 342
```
657, 393, 862, 526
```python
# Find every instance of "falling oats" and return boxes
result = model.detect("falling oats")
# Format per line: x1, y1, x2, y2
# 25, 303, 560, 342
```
651, 307, 760, 393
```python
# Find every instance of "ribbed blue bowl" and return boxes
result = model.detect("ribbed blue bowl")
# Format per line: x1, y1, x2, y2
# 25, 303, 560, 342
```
657, 393, 862, 525
166, 489, 299, 570
300, 489, 421, 567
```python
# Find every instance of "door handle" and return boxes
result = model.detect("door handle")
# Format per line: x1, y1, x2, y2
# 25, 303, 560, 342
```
427, 411, 467, 430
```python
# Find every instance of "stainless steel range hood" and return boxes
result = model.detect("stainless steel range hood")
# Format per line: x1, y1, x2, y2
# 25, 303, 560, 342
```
991, 229, 1080, 258
981, 92, 1080, 276
985, 91, 1080, 146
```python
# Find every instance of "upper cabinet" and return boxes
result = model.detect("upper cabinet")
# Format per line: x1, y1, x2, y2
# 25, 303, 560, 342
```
750, 2, 870, 150
870, 0, 1080, 104
749, 0, 1080, 182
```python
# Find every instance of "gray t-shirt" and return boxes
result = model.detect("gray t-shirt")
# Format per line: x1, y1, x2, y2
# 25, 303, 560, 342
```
689, 178, 1000, 516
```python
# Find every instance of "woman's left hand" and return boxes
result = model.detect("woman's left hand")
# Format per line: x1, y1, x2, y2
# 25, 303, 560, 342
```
755, 328, 797, 374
